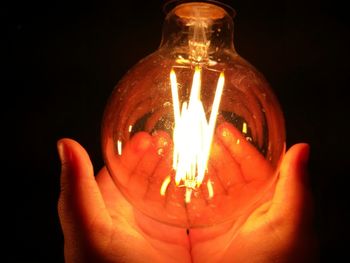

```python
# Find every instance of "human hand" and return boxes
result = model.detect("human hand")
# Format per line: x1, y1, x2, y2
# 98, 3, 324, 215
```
57, 123, 317, 263
189, 124, 318, 263
57, 137, 191, 263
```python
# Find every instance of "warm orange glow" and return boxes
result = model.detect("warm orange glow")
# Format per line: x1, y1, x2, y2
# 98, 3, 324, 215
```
207, 179, 214, 199
160, 175, 171, 196
160, 66, 224, 203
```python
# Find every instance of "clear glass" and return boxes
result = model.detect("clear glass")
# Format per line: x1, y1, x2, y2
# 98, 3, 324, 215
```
101, 1, 285, 228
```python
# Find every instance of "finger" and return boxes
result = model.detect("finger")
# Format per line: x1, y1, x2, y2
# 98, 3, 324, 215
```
269, 143, 313, 226
106, 132, 152, 187
216, 122, 272, 181
57, 138, 111, 235
129, 131, 170, 198
161, 179, 189, 226
144, 148, 173, 203
209, 136, 245, 188
150, 138, 188, 226
203, 164, 227, 198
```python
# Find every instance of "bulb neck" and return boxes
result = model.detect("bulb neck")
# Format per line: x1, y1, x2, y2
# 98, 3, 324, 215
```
160, 2, 236, 66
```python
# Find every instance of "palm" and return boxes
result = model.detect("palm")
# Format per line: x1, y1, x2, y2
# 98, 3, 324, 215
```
58, 123, 315, 262
98, 122, 293, 262
95, 168, 191, 263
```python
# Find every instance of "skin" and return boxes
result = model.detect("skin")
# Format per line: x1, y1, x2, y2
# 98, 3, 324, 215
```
57, 123, 318, 263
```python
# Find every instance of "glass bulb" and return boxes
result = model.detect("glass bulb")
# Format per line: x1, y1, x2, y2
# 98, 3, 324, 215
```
101, 1, 285, 228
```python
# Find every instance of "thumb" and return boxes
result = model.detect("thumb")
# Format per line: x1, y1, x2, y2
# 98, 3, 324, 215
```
57, 138, 111, 237
269, 143, 313, 227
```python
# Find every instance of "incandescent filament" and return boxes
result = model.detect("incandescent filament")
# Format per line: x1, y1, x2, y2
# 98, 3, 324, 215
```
160, 66, 224, 203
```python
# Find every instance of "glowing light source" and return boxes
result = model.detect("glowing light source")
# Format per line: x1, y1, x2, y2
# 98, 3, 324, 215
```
160, 66, 224, 203
101, 1, 286, 228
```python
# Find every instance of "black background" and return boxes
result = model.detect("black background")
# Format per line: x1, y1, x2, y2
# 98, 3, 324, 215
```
5, 0, 349, 262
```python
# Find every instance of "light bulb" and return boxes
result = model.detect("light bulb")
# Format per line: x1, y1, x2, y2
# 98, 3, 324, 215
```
101, 1, 285, 228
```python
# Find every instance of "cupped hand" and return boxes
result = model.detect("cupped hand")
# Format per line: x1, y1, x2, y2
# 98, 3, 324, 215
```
189, 125, 318, 263
57, 123, 317, 263
57, 137, 191, 263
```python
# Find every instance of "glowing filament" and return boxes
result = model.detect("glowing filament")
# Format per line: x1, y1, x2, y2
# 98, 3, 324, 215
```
117, 140, 122, 155
242, 122, 247, 134
162, 66, 224, 203
207, 179, 214, 199
160, 175, 171, 196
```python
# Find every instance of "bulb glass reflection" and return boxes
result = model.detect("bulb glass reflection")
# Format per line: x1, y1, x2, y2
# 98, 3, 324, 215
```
102, 1, 285, 228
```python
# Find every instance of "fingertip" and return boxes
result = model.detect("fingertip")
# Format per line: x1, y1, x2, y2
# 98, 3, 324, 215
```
56, 138, 94, 178
131, 132, 152, 153
57, 138, 72, 164
297, 143, 310, 167
283, 143, 310, 174
217, 122, 232, 140
57, 138, 110, 235
270, 142, 313, 225
216, 122, 244, 149
57, 139, 65, 163
290, 143, 311, 185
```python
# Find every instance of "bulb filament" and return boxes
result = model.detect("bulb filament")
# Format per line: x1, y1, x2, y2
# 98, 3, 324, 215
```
160, 66, 224, 203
